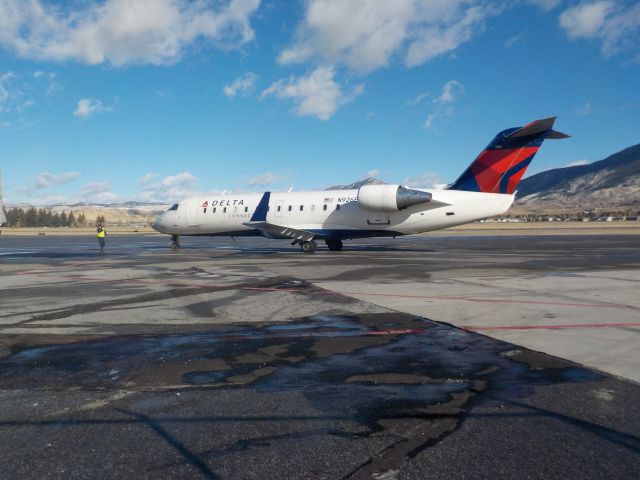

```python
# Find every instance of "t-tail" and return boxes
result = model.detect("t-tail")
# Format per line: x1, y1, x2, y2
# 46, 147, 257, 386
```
447, 117, 569, 194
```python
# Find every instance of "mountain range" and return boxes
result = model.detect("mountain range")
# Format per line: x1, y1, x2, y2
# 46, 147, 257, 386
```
515, 143, 640, 211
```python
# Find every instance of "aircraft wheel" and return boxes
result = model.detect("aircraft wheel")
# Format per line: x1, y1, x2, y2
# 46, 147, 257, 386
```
170, 235, 181, 251
326, 239, 343, 251
301, 240, 317, 254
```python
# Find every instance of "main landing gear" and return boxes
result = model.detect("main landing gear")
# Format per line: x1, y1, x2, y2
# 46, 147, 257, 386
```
170, 235, 181, 251
290, 239, 318, 253
326, 239, 343, 251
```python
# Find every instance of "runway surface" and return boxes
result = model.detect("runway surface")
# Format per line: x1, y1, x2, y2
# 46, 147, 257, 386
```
0, 233, 639, 479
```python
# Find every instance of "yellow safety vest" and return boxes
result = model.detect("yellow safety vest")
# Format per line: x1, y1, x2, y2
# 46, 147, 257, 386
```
97, 230, 106, 238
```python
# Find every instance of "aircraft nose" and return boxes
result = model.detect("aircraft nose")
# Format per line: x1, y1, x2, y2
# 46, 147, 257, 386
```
151, 215, 164, 232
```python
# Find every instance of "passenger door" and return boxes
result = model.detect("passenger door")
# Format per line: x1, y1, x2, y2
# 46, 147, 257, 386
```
185, 201, 199, 226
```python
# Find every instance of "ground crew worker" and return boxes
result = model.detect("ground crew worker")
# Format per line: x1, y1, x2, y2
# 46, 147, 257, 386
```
96, 224, 106, 251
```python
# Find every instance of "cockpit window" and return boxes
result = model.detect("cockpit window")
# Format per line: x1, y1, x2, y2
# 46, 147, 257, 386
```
168, 203, 179, 211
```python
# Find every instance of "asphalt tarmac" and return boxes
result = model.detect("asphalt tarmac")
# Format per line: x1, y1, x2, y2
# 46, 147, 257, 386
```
0, 233, 639, 479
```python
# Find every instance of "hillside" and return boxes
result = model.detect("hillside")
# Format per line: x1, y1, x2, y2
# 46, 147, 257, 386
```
515, 143, 640, 211
4, 202, 168, 227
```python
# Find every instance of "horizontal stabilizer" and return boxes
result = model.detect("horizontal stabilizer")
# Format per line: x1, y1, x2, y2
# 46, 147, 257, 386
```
546, 130, 571, 139
506, 116, 569, 140
506, 117, 556, 138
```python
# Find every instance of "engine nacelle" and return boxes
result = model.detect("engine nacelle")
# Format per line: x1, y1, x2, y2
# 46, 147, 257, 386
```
357, 184, 432, 212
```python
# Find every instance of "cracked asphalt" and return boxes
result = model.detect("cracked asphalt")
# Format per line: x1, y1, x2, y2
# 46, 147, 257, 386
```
0, 234, 639, 479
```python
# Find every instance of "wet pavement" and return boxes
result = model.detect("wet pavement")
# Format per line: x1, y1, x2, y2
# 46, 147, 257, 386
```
0, 234, 639, 479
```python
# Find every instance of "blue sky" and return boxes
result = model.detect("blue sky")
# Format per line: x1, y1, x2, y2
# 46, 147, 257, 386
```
1, 0, 639, 204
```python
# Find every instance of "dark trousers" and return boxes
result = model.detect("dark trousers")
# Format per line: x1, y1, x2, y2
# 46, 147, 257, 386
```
98, 237, 105, 250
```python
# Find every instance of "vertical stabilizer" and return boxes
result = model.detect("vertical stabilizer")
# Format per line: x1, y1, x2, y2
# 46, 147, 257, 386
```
447, 117, 568, 194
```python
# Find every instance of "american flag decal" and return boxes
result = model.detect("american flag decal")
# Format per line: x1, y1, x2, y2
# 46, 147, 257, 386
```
324, 197, 334, 203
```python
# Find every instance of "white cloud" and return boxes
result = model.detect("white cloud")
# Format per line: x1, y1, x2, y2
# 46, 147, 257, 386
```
406, 92, 429, 107
278, 1, 498, 74
422, 80, 462, 129
80, 181, 119, 203
365, 169, 380, 178
0, 0, 261, 66
560, 1, 614, 39
505, 34, 522, 49
433, 80, 463, 104
33, 71, 55, 79
223, 72, 257, 98
35, 172, 81, 189
139, 171, 197, 202
525, 0, 564, 11
140, 172, 158, 185
260, 66, 363, 120
574, 101, 592, 116
559, 1, 640, 59
247, 172, 278, 187
423, 113, 439, 129
74, 99, 112, 119
0, 71, 16, 111
565, 159, 590, 167
403, 172, 443, 187
161, 172, 196, 188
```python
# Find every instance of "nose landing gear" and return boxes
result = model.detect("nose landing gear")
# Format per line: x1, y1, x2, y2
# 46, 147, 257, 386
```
170, 235, 181, 251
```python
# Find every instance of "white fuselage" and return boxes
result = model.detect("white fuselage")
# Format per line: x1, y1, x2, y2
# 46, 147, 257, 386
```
152, 188, 514, 239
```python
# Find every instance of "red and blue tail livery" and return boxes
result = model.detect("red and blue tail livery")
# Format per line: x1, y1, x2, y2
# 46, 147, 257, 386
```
448, 117, 569, 194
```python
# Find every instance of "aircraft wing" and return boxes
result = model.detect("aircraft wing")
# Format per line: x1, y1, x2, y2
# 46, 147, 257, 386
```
243, 221, 319, 241
243, 191, 320, 241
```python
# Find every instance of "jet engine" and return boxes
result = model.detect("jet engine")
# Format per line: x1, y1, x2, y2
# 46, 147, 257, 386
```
357, 184, 432, 212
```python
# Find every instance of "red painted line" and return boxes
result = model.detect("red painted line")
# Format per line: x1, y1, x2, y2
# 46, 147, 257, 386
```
462, 322, 640, 331
334, 290, 640, 312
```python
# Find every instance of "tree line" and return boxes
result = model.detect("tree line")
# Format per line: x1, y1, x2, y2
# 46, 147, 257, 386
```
2, 207, 106, 228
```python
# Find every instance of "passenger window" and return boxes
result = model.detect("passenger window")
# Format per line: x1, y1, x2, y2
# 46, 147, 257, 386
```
234, 207, 238, 213
223, 207, 227, 213
288, 205, 292, 212
323, 204, 327, 211
203, 208, 207, 214
245, 207, 248, 213
213, 207, 216, 213
299, 205, 304, 211
336, 204, 341, 211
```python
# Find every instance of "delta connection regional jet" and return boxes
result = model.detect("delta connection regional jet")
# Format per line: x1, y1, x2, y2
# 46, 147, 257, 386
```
152, 117, 568, 253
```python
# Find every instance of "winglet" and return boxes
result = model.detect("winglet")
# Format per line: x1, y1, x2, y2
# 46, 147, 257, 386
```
250, 192, 271, 222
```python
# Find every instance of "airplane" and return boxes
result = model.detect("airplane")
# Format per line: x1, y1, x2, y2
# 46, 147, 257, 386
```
152, 117, 568, 253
